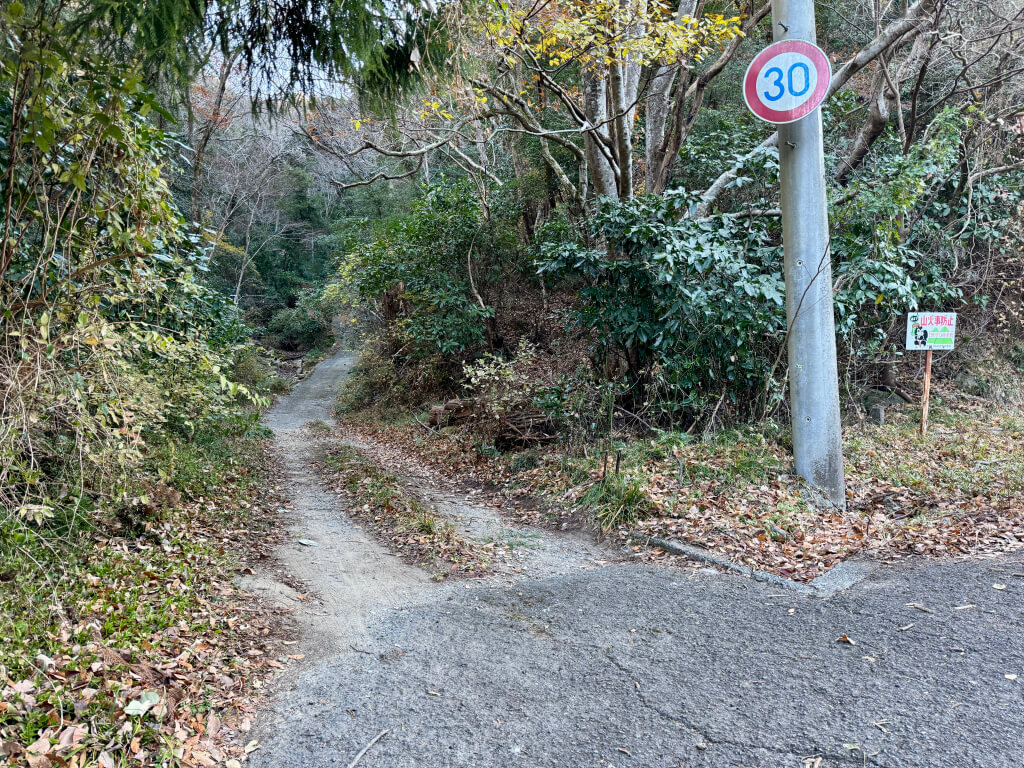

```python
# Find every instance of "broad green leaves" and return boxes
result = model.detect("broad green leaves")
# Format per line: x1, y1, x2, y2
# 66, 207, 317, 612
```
538, 191, 786, 424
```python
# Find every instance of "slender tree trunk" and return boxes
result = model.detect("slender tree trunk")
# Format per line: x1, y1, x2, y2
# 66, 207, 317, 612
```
191, 53, 238, 222
836, 30, 932, 183
645, 65, 674, 194
608, 60, 633, 199
644, 0, 698, 194
582, 64, 618, 199
233, 205, 258, 307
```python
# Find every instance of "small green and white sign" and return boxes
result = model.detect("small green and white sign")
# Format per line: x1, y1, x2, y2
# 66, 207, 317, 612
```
906, 312, 957, 351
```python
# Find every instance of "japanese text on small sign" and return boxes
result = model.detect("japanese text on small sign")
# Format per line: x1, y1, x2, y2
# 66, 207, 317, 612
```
906, 312, 957, 351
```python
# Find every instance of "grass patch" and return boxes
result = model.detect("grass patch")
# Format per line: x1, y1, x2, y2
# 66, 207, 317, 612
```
305, 419, 333, 436
846, 405, 1024, 501
325, 446, 488, 578
555, 428, 784, 532
582, 472, 656, 531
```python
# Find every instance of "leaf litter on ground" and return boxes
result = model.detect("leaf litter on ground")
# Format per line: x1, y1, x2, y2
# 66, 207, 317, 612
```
335, 388, 1024, 582
0, 442, 304, 768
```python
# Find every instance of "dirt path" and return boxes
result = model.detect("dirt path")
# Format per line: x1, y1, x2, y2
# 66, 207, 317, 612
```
241, 352, 429, 655
336, 430, 616, 581
246, 348, 613, 652
247, 349, 1024, 768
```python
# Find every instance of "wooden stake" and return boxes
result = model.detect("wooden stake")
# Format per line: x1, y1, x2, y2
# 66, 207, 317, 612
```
920, 349, 933, 436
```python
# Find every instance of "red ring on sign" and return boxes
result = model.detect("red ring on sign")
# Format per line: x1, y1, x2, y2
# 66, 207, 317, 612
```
743, 40, 832, 124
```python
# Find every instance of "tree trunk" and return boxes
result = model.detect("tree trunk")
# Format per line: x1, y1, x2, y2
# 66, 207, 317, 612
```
582, 64, 618, 199
644, 0, 699, 195
190, 53, 237, 222
608, 60, 633, 199
645, 65, 675, 194
836, 26, 933, 182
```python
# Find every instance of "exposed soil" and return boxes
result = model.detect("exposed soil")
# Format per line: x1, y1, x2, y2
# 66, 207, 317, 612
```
241, 352, 429, 657
245, 348, 615, 658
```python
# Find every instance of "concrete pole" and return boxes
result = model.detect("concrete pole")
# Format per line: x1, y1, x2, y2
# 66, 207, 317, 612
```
773, 0, 847, 508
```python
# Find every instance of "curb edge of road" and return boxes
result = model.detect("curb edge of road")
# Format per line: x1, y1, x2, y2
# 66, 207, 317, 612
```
630, 534, 879, 598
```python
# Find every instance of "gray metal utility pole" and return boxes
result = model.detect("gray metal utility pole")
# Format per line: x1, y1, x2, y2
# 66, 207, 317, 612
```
773, 0, 847, 508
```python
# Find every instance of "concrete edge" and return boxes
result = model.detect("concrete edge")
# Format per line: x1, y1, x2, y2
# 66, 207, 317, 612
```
631, 534, 879, 598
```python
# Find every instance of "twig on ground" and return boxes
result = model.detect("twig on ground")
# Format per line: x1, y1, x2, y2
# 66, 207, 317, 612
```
346, 729, 389, 768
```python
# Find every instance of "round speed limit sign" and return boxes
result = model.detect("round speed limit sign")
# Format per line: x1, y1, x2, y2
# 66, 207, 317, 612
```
743, 40, 831, 124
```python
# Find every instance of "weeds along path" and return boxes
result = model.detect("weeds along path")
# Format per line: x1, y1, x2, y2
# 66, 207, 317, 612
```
334, 429, 618, 582
243, 351, 429, 656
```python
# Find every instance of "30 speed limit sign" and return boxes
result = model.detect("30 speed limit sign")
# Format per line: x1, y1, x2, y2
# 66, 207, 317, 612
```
743, 40, 832, 124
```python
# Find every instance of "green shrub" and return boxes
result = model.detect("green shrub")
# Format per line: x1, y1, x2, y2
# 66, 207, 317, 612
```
333, 179, 517, 365
539, 191, 787, 425
582, 472, 655, 531
265, 292, 336, 352
0, 13, 266, 524
232, 347, 290, 395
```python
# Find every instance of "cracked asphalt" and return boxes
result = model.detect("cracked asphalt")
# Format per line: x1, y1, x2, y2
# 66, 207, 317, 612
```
253, 555, 1024, 768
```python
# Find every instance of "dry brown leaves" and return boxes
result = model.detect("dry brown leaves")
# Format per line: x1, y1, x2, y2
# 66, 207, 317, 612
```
337, 392, 1024, 583
0, 446, 303, 768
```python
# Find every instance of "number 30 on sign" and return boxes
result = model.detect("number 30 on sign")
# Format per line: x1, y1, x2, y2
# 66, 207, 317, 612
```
744, 40, 832, 124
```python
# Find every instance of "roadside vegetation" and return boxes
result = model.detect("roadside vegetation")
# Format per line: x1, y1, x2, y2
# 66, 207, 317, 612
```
0, 3, 329, 765
320, 0, 1024, 582
320, 445, 490, 578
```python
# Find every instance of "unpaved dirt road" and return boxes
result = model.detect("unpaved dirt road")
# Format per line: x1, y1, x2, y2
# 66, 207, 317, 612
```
249, 349, 1024, 768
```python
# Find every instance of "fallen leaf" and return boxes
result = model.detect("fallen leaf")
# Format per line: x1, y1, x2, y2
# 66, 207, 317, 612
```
124, 690, 161, 717
993, 583, 1007, 590
0, 742, 24, 758
56, 725, 87, 753
836, 634, 856, 645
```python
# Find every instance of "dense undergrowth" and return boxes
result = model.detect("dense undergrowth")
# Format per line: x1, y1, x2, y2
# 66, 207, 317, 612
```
0, 431, 284, 768
0, 10, 294, 766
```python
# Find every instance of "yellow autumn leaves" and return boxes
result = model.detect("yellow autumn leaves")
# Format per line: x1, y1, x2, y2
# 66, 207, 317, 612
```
483, 0, 743, 69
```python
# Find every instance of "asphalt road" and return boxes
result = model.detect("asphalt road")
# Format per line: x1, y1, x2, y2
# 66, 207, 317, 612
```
252, 551, 1024, 768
